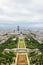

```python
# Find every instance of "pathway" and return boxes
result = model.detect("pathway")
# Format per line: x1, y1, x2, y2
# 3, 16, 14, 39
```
16, 35, 30, 65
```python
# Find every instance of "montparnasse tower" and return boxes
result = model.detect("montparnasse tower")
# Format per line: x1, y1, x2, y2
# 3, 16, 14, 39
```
17, 26, 20, 31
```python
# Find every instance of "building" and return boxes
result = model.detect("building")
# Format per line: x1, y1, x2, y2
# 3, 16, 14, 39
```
17, 26, 19, 31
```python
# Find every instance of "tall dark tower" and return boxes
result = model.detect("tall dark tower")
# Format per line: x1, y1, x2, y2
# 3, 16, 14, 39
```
17, 26, 19, 31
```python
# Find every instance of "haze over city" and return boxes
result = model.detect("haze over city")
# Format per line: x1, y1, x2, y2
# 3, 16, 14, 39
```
0, 0, 43, 30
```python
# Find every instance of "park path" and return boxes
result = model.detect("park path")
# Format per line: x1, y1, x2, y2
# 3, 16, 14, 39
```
16, 35, 30, 65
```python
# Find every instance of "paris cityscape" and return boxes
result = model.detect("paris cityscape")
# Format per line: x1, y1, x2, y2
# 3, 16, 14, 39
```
0, 0, 43, 65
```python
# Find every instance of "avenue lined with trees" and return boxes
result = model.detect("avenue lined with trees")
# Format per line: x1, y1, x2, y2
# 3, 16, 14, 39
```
0, 34, 43, 65
0, 36, 18, 65
25, 36, 43, 65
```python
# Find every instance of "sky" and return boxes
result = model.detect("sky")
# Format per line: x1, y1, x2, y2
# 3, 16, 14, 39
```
0, 0, 43, 30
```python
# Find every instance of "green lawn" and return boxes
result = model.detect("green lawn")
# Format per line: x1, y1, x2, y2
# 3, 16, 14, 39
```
19, 39, 25, 48
25, 37, 43, 52
0, 37, 18, 51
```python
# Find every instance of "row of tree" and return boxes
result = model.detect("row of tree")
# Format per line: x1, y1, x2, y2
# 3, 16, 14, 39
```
28, 51, 43, 65
25, 37, 43, 52
0, 36, 18, 65
25, 37, 43, 65
0, 51, 16, 65
0, 37, 18, 51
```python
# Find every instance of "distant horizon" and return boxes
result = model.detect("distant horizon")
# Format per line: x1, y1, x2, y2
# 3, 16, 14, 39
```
0, 22, 43, 31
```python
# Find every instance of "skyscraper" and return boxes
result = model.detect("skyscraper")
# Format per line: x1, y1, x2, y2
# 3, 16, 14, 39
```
17, 26, 19, 31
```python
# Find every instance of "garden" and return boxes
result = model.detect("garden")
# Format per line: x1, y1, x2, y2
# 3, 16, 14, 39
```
25, 37, 43, 52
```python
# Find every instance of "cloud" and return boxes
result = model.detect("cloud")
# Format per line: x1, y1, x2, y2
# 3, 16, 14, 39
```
0, 0, 43, 29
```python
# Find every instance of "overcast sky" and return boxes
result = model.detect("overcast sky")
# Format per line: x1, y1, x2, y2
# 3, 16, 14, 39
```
0, 0, 43, 29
